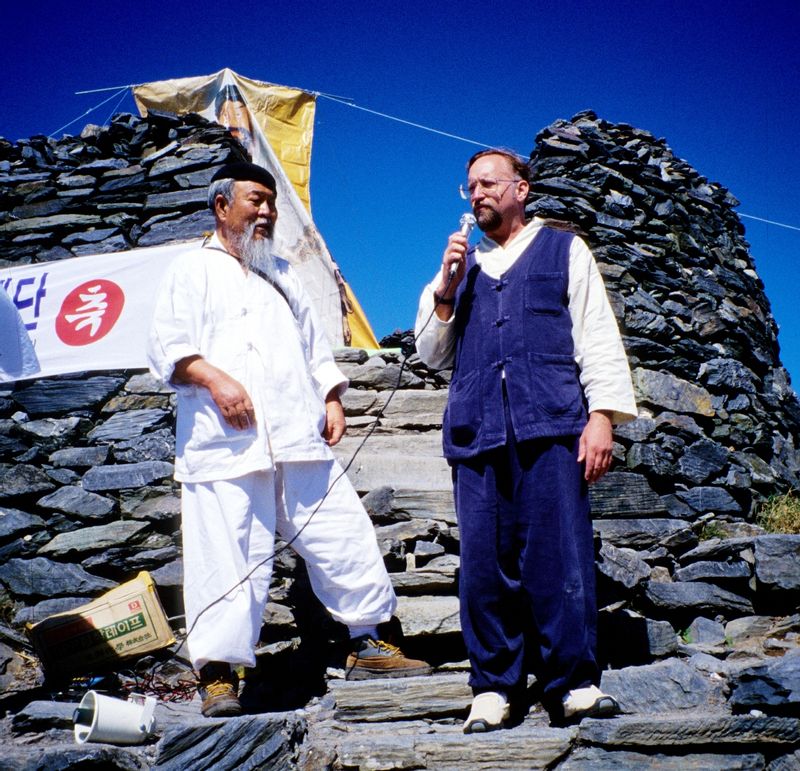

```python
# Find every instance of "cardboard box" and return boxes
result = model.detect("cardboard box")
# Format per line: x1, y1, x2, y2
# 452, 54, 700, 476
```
29, 571, 175, 677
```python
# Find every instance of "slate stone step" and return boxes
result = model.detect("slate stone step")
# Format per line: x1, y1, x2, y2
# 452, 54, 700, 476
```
155, 711, 306, 771
334, 449, 451, 493
577, 712, 800, 747
330, 672, 471, 722
329, 719, 577, 771
559, 747, 766, 770
0, 744, 149, 770
362, 486, 457, 525
10, 699, 306, 771
395, 595, 461, 637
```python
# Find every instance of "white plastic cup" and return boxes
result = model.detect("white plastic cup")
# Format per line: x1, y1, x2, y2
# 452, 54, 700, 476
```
73, 690, 157, 745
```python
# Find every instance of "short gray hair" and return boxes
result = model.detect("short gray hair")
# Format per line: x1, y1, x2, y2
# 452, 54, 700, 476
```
207, 178, 236, 211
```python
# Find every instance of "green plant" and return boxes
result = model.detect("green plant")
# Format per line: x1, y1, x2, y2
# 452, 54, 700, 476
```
757, 491, 800, 534
699, 521, 727, 541
0, 590, 20, 626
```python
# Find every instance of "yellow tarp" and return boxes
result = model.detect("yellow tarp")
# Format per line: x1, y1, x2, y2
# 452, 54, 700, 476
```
344, 282, 379, 349
134, 69, 315, 211
133, 69, 379, 349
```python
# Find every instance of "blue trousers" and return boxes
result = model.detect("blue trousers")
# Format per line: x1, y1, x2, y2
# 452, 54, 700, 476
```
453, 417, 598, 701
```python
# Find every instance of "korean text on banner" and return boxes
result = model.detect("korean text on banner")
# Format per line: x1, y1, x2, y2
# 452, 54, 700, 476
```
0, 241, 194, 380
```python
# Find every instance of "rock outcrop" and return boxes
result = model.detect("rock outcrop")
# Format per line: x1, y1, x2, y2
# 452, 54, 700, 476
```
527, 110, 800, 516
1, 110, 799, 768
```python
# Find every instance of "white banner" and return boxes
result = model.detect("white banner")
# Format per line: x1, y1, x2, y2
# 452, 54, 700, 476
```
0, 242, 198, 381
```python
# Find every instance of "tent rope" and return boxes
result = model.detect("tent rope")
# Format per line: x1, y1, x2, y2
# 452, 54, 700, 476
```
50, 87, 130, 137
103, 88, 133, 129
59, 82, 799, 234
317, 93, 494, 150
738, 213, 800, 233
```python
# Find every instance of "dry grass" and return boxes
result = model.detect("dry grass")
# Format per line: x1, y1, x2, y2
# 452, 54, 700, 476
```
757, 491, 800, 535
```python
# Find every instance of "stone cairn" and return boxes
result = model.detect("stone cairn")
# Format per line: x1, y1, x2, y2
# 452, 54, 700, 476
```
0, 110, 798, 769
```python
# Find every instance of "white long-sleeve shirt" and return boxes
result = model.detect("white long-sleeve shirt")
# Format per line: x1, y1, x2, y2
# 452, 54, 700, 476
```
147, 235, 348, 482
415, 218, 637, 425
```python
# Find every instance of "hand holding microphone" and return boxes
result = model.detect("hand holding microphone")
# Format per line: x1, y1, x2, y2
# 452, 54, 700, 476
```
449, 213, 477, 276
434, 213, 476, 314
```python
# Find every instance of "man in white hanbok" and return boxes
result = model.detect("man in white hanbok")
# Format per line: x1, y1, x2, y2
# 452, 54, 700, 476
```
148, 162, 429, 717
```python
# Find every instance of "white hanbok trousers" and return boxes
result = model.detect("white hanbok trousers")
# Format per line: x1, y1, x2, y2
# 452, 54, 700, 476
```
181, 460, 397, 669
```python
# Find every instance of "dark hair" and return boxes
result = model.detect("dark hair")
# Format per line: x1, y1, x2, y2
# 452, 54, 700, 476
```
467, 148, 530, 184
207, 162, 277, 211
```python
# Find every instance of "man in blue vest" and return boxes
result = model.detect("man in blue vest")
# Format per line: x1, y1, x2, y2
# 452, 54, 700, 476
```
415, 149, 637, 730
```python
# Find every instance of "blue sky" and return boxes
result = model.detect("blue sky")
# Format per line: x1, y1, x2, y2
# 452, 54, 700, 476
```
3, 1, 799, 388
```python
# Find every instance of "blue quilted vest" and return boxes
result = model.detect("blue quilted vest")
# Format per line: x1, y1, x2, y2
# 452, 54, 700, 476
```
442, 227, 588, 461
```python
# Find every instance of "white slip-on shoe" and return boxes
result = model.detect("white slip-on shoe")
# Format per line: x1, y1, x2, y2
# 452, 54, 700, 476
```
463, 691, 510, 734
562, 684, 619, 722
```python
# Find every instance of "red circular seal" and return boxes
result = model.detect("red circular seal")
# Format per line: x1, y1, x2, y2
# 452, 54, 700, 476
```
55, 279, 125, 346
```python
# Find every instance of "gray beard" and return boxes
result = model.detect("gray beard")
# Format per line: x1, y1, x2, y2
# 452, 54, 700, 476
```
235, 223, 277, 280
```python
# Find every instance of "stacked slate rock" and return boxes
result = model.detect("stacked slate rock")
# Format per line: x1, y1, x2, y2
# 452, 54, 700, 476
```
0, 111, 246, 262
1, 111, 799, 769
527, 110, 800, 520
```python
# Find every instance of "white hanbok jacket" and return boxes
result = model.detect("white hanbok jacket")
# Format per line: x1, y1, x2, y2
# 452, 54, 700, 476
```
147, 235, 347, 483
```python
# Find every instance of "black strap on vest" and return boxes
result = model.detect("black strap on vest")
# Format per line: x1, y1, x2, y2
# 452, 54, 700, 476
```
202, 236, 297, 322
250, 265, 294, 315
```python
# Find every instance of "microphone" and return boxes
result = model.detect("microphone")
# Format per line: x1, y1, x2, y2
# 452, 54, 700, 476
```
450, 213, 477, 276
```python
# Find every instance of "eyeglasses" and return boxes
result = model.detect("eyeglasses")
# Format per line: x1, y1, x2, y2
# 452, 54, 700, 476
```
459, 177, 521, 200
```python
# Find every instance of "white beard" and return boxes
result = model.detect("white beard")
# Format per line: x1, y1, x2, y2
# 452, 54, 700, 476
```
235, 223, 277, 280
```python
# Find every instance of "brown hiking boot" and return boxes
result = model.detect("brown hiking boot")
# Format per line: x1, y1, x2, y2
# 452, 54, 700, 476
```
345, 636, 433, 680
197, 662, 242, 717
